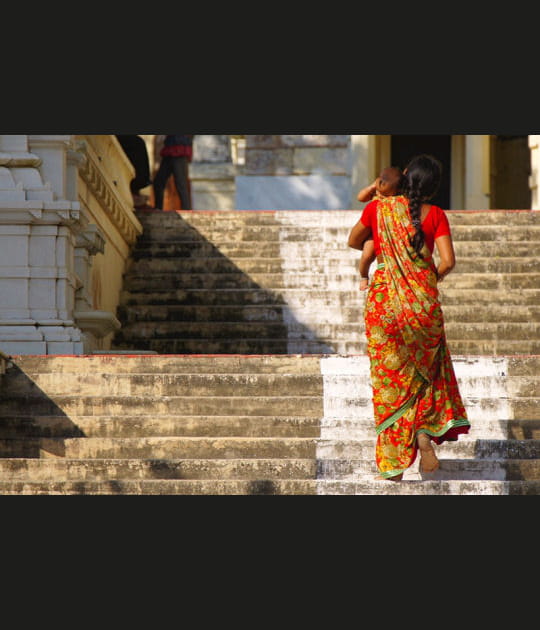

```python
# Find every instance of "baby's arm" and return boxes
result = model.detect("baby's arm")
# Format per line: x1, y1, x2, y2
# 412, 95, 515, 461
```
357, 180, 378, 203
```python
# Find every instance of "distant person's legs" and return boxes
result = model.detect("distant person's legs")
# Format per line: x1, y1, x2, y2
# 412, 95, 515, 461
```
153, 156, 174, 210
171, 155, 192, 210
116, 135, 151, 207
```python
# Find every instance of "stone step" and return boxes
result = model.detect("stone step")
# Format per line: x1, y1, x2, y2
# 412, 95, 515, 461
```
0, 437, 318, 459
439, 289, 540, 306
0, 415, 321, 439
113, 321, 540, 347
5, 415, 537, 441
12, 369, 540, 399
316, 479, 540, 495
118, 287, 540, 308
0, 394, 324, 417
133, 241, 285, 259
116, 304, 363, 325
119, 288, 352, 306
447, 340, 540, 355
444, 322, 540, 340
115, 303, 540, 325
316, 457, 540, 481
2, 372, 324, 398
0, 479, 318, 495
320, 419, 540, 440
440, 305, 540, 322
114, 321, 362, 341
0, 457, 317, 481
127, 255, 538, 275
121, 271, 540, 292
111, 338, 363, 355
140, 209, 540, 227
8, 354, 324, 375
316, 439, 540, 460
131, 239, 540, 261
1, 477, 538, 495
136, 224, 540, 244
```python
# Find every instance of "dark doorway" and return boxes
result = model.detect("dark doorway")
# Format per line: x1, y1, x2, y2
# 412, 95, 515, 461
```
491, 136, 531, 209
391, 135, 452, 209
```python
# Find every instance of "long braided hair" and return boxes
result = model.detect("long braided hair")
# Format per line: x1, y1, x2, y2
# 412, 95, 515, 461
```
403, 154, 443, 257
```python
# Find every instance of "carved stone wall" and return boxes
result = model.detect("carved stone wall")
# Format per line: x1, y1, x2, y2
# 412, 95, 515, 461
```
0, 134, 142, 356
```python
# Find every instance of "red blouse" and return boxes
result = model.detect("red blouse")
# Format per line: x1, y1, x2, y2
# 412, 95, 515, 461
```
360, 199, 451, 255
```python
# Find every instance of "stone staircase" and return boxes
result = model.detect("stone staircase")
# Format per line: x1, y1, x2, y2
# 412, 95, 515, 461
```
0, 355, 322, 494
0, 208, 538, 494
0, 353, 538, 494
112, 209, 540, 356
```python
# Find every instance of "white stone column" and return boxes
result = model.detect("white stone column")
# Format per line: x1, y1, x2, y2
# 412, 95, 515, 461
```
350, 135, 370, 210
0, 135, 85, 355
464, 135, 491, 209
528, 135, 540, 209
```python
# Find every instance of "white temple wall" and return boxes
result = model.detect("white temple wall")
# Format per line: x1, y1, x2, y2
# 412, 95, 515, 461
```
0, 134, 142, 356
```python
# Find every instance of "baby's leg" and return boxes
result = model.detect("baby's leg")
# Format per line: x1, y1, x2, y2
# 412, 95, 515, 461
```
359, 239, 375, 291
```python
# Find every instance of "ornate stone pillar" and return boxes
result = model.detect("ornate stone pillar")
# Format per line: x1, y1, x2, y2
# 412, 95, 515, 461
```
465, 135, 491, 209
0, 135, 85, 354
528, 135, 540, 209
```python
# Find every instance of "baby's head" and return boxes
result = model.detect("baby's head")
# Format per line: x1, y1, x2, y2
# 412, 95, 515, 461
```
376, 166, 404, 197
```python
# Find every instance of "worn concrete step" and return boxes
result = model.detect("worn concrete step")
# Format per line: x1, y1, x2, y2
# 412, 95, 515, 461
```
439, 288, 540, 306
114, 322, 289, 342
449, 241, 539, 257
137, 210, 288, 226
145, 209, 540, 226
0, 394, 324, 417
121, 271, 540, 292
0, 457, 317, 481
128, 255, 539, 276
118, 287, 540, 308
7, 355, 325, 375
316, 479, 540, 495
0, 415, 321, 439
317, 438, 540, 460
2, 478, 535, 495
137, 225, 540, 246
114, 321, 362, 341
447, 340, 540, 355
2, 372, 324, 398
444, 321, 540, 340
116, 304, 363, 325
132, 241, 286, 259
115, 303, 540, 327
119, 288, 359, 306
316, 457, 540, 480
326, 398, 540, 422
320, 419, 540, 441
0, 478, 318, 495
22, 369, 535, 401
130, 257, 288, 275
121, 272, 368, 291
131, 240, 540, 263
446, 211, 540, 225
438, 305, 540, 322
0, 437, 318, 459
111, 338, 361, 355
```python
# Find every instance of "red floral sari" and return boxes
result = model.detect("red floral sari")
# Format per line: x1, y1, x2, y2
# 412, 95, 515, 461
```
364, 195, 470, 478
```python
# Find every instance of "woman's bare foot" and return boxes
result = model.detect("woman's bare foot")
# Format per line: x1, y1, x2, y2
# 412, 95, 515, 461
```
417, 433, 440, 473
